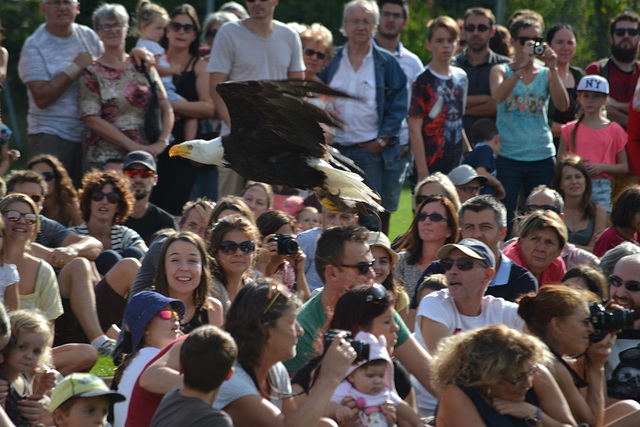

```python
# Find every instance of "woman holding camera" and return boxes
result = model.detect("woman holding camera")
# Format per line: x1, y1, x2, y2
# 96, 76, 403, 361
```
255, 210, 310, 302
518, 285, 640, 426
489, 13, 569, 235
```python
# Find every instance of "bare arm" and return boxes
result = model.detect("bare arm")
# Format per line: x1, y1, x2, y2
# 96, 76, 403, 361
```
476, 166, 506, 200
207, 297, 224, 327
0, 47, 7, 84
84, 115, 152, 152
490, 63, 520, 104
557, 134, 569, 159
394, 335, 438, 397
139, 340, 183, 394
420, 316, 450, 355
288, 71, 304, 80
409, 116, 429, 182
464, 95, 498, 116
546, 51, 569, 113
210, 72, 231, 130
584, 146, 629, 176
28, 234, 103, 266
171, 60, 214, 119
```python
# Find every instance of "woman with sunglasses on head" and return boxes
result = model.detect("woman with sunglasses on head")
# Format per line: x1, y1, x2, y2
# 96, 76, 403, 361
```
519, 285, 640, 426
394, 195, 459, 299
78, 4, 174, 173
111, 291, 185, 427
151, 4, 216, 216
214, 278, 356, 427
27, 154, 82, 227
154, 231, 223, 331
413, 173, 461, 213
433, 323, 576, 427
208, 215, 260, 316
490, 14, 569, 237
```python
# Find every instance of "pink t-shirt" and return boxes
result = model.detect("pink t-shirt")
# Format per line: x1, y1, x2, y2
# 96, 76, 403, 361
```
560, 121, 627, 180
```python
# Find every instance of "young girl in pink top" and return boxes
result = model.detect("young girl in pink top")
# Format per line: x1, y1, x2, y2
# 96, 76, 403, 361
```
558, 75, 628, 211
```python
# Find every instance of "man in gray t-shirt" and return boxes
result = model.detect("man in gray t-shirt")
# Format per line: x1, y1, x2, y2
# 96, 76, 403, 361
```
207, 0, 305, 198
19, 0, 103, 183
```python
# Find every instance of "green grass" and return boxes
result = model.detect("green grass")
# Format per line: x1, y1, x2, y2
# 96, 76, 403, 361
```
389, 179, 413, 241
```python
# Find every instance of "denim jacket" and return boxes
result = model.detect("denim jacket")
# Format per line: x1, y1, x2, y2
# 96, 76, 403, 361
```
317, 44, 408, 139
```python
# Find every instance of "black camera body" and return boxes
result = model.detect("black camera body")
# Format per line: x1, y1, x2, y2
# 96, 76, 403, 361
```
269, 234, 298, 255
533, 41, 546, 55
323, 329, 370, 362
589, 302, 634, 342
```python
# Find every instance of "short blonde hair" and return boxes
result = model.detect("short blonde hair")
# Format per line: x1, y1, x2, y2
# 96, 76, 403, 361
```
9, 309, 53, 369
518, 210, 568, 251
300, 23, 335, 63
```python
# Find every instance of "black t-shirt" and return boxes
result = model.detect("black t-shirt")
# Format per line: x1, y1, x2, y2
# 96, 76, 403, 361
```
123, 202, 177, 245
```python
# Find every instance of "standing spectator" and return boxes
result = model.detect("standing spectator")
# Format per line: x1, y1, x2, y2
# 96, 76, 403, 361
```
453, 7, 510, 137
122, 151, 177, 245
18, 0, 103, 184
317, 0, 407, 232
208, 0, 305, 198
490, 14, 569, 236
300, 23, 334, 80
409, 16, 469, 182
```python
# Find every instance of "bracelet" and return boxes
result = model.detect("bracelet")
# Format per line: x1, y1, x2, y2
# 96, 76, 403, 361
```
63, 62, 82, 80
514, 73, 523, 80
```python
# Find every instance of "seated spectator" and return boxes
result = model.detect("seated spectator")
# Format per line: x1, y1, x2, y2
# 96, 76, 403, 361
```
241, 181, 273, 220
593, 185, 640, 257
503, 210, 567, 286
562, 265, 608, 301
519, 285, 640, 425
154, 231, 223, 332
204, 197, 253, 239
413, 173, 461, 213
598, 241, 640, 278
448, 165, 488, 204
394, 195, 459, 298
50, 373, 125, 427
255, 210, 309, 301
552, 155, 608, 253
432, 324, 576, 426
178, 198, 216, 238
0, 304, 17, 426
208, 216, 259, 315
112, 291, 185, 427
27, 155, 82, 227
150, 325, 236, 427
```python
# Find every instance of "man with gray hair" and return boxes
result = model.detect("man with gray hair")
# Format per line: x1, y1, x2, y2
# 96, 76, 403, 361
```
317, 0, 407, 233
19, 0, 103, 184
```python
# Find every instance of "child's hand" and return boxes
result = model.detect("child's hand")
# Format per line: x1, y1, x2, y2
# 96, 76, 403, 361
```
18, 394, 50, 425
7, 149, 20, 163
335, 405, 355, 423
32, 367, 58, 396
583, 159, 603, 176
380, 401, 396, 425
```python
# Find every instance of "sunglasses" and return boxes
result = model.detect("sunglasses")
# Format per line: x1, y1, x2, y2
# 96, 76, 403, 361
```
504, 365, 539, 385
206, 28, 218, 38
517, 36, 543, 46
3, 210, 37, 225
340, 260, 374, 275
169, 22, 196, 34
524, 204, 560, 214
41, 172, 56, 182
609, 275, 640, 292
262, 284, 294, 315
366, 283, 386, 302
441, 257, 487, 272
457, 185, 484, 195
155, 309, 179, 320
464, 24, 490, 33
614, 28, 640, 37
304, 48, 327, 60
124, 169, 154, 179
219, 240, 255, 255
91, 192, 121, 204
417, 212, 446, 222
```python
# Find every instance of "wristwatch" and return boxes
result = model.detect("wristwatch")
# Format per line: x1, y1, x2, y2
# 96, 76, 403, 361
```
525, 407, 542, 426
376, 137, 387, 148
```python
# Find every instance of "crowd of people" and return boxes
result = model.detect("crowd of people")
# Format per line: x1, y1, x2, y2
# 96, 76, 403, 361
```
1, 0, 640, 426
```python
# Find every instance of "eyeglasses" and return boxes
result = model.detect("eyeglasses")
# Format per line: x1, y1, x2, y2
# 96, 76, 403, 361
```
457, 185, 484, 195
417, 212, 447, 223
155, 309, 179, 320
609, 275, 640, 292
441, 257, 487, 272
44, 0, 76, 7
0, 336, 16, 356
262, 284, 294, 315
366, 283, 386, 302
3, 210, 37, 225
41, 172, 56, 182
381, 11, 403, 20
504, 365, 539, 385
524, 204, 560, 214
347, 18, 375, 28
97, 23, 125, 32
340, 260, 375, 275
124, 169, 154, 179
219, 240, 255, 255
206, 28, 218, 38
169, 22, 196, 34
304, 48, 327, 60
517, 36, 543, 46
464, 24, 490, 33
614, 28, 640, 37
91, 192, 121, 204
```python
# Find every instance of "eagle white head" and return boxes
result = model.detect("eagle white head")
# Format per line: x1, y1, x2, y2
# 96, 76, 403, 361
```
168, 137, 225, 166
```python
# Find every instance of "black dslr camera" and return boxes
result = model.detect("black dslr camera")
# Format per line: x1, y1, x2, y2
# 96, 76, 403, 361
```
533, 41, 546, 55
323, 329, 370, 362
589, 302, 634, 342
268, 234, 298, 255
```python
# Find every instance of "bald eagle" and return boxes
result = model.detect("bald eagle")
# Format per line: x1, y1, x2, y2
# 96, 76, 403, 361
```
168, 80, 383, 215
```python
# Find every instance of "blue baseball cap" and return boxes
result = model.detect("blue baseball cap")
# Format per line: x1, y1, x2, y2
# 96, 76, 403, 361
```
436, 238, 495, 269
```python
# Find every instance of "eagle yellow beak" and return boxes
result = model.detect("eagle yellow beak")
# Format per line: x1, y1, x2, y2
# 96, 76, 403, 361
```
168, 144, 192, 158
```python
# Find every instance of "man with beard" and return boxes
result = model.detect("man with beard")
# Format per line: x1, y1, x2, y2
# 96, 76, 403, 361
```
586, 11, 640, 129
453, 8, 510, 136
123, 151, 177, 245
605, 254, 640, 402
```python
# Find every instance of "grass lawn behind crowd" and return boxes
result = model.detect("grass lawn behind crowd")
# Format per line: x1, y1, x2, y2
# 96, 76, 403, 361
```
389, 179, 413, 241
